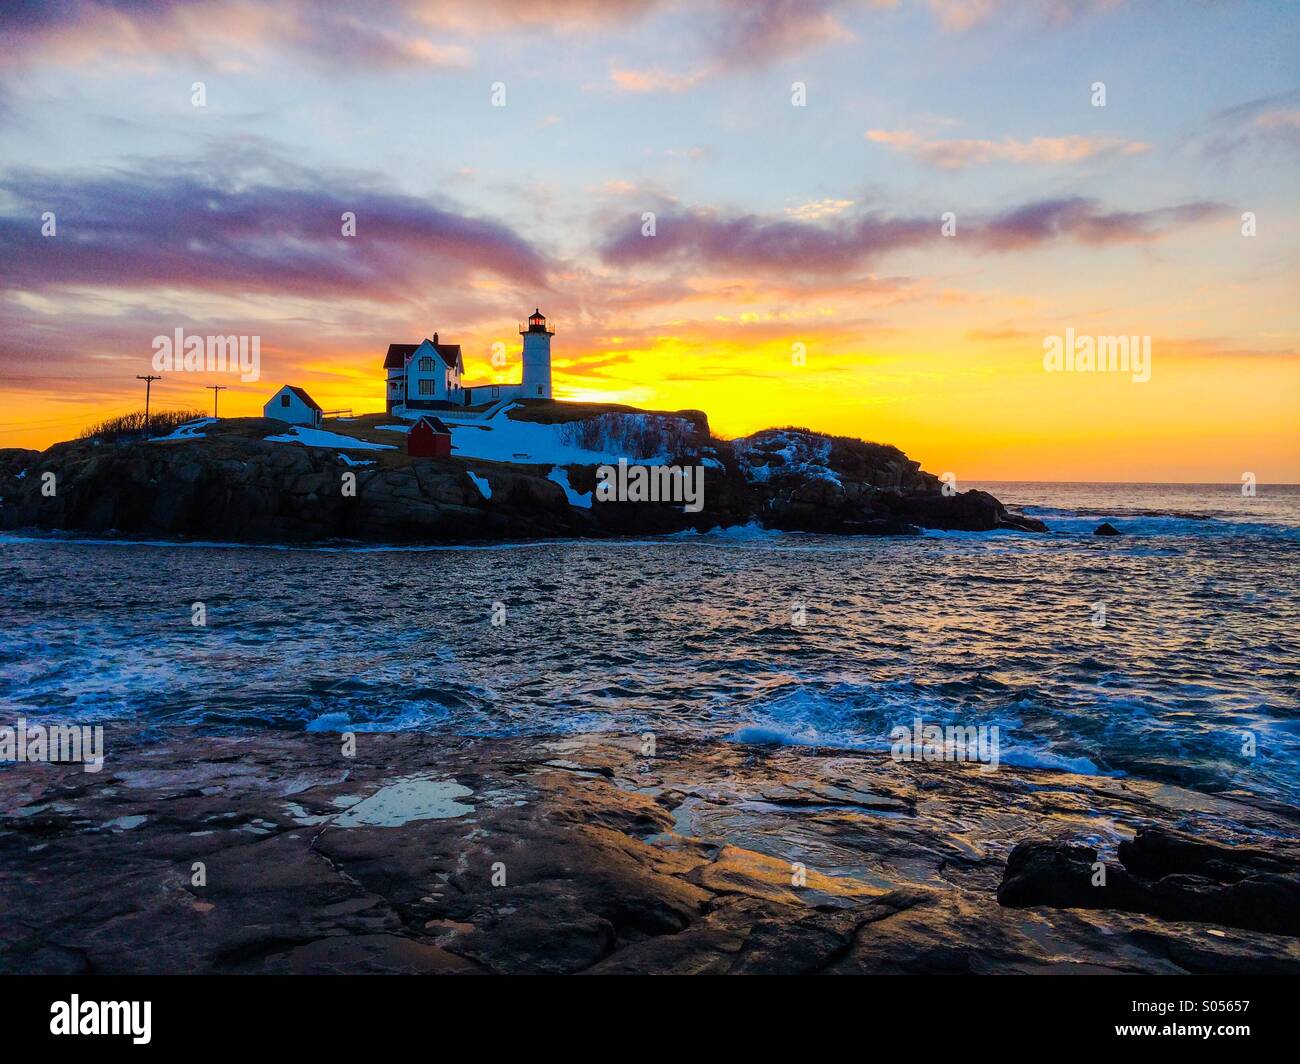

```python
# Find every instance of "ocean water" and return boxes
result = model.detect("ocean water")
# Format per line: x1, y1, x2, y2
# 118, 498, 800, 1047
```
1, 483, 1297, 805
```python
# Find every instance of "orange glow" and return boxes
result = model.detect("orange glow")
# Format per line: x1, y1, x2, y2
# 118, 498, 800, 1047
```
4, 328, 1297, 482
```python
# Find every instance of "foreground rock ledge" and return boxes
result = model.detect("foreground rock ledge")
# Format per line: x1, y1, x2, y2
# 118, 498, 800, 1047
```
2, 730, 1297, 975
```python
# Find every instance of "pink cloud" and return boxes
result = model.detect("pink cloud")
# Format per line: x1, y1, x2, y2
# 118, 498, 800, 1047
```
609, 66, 711, 94
0, 0, 658, 73
925, 0, 1124, 33
866, 129, 1150, 169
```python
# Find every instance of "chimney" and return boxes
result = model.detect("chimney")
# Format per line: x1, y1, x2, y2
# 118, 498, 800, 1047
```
433, 332, 439, 344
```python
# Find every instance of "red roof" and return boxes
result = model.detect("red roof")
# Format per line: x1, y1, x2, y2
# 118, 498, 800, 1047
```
413, 415, 451, 435
384, 343, 420, 369
432, 343, 462, 367
383, 340, 462, 371
285, 386, 321, 411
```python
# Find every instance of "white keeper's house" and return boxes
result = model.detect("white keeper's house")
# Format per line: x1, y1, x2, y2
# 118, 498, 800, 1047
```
263, 385, 323, 427
384, 308, 554, 414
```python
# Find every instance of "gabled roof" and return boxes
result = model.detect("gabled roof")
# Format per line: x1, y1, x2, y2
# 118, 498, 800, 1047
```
413, 415, 451, 434
418, 338, 463, 373
273, 385, 321, 411
432, 342, 463, 372
386, 339, 464, 373
384, 343, 420, 369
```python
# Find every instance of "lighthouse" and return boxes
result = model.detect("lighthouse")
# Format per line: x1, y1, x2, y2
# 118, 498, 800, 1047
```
383, 306, 558, 409
520, 308, 554, 399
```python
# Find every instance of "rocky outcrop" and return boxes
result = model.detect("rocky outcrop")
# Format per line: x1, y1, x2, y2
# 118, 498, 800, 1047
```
716, 427, 1046, 535
883, 489, 1047, 534
0, 414, 1046, 542
1094, 522, 1121, 536
2, 729, 1296, 974
998, 829, 1300, 936
0, 447, 40, 478
0, 432, 570, 542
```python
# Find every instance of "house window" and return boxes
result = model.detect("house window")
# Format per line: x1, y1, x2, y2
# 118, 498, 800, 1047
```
419, 379, 436, 396
419, 357, 434, 372
280, 394, 290, 407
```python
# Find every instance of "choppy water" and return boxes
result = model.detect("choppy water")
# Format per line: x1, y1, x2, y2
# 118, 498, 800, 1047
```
2, 483, 1297, 804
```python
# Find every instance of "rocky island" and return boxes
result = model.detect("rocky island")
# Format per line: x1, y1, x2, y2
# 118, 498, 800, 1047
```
0, 401, 1046, 542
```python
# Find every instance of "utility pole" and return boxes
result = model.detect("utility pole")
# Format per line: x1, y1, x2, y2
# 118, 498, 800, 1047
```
206, 384, 227, 418
136, 374, 161, 437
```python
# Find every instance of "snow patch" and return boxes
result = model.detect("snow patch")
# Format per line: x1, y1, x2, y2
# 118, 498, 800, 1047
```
555, 411, 695, 461
149, 417, 215, 442
733, 430, 841, 486
467, 471, 492, 500
337, 453, 374, 467
446, 403, 679, 465
265, 427, 395, 451
548, 467, 592, 509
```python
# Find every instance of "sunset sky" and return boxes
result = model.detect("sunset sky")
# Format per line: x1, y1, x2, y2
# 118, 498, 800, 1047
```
1, 0, 1297, 480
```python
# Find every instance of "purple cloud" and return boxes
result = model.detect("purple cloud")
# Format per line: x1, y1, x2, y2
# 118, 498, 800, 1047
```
0, 164, 550, 299
599, 196, 1226, 274
1198, 90, 1300, 160
0, 0, 661, 72
0, 0, 878, 79
976, 197, 1224, 250
706, 0, 859, 68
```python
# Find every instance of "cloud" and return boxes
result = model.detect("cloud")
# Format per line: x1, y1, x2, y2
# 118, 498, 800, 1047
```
925, 0, 1123, 33
974, 197, 1223, 250
0, 162, 551, 300
965, 326, 1036, 342
0, 0, 659, 73
1, 1, 892, 87
705, 0, 865, 68
604, 0, 883, 91
1254, 110, 1300, 132
1199, 91, 1300, 159
867, 129, 1149, 169
925, 0, 1003, 31
609, 66, 711, 94
785, 199, 855, 221
601, 207, 930, 274
599, 196, 1225, 274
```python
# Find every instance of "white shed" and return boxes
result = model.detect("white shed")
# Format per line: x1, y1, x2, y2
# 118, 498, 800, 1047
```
263, 385, 323, 427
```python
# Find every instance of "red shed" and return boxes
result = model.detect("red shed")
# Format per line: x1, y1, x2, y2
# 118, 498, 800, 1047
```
408, 415, 452, 458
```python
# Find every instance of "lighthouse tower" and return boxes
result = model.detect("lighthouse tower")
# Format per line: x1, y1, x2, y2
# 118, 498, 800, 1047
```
519, 308, 554, 399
